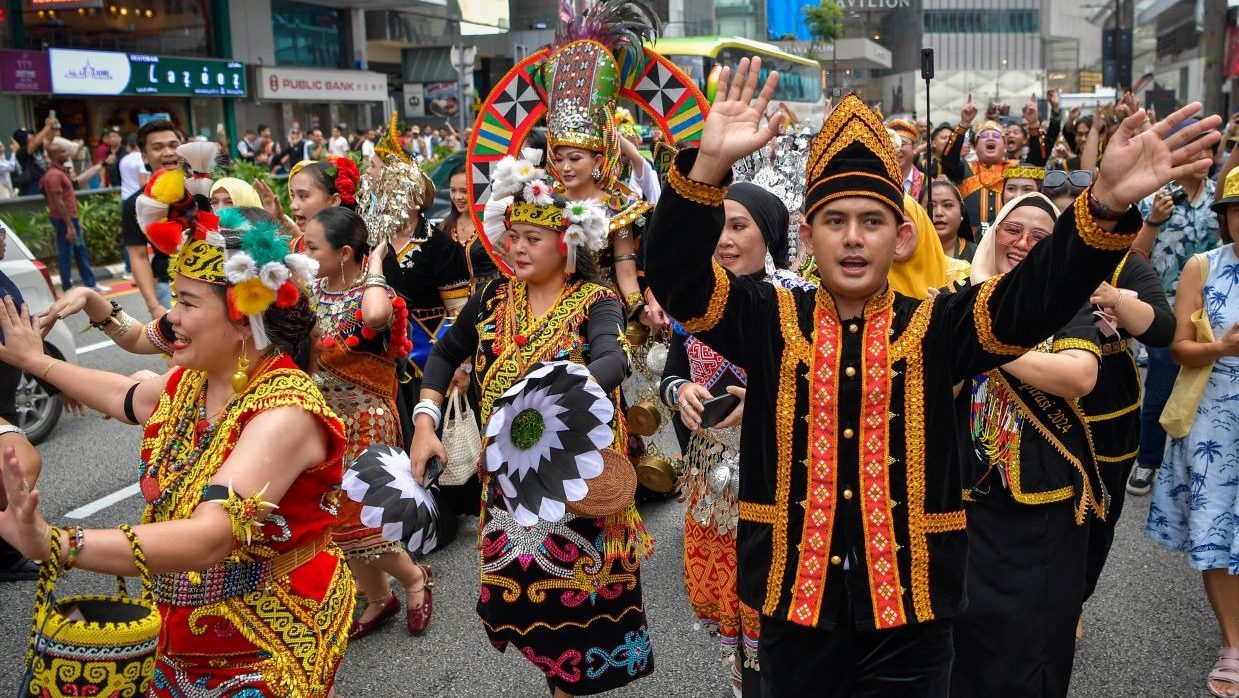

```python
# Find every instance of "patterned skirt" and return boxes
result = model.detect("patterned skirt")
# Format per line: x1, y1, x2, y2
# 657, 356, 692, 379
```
149, 550, 355, 697
680, 429, 760, 670
477, 503, 654, 695
318, 372, 404, 559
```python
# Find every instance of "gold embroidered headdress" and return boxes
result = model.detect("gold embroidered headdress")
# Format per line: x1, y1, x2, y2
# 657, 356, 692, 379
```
804, 94, 905, 221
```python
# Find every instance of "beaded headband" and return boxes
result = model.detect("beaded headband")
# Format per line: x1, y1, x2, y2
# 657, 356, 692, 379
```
1002, 164, 1046, 181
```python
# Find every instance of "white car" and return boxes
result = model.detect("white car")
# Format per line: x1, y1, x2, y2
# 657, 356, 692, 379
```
0, 219, 78, 443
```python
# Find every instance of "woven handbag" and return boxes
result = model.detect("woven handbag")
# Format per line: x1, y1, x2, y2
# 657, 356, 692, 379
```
1160, 252, 1214, 439
440, 388, 482, 487
22, 524, 161, 697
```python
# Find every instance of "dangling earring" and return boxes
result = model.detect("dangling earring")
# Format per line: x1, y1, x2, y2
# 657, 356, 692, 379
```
232, 337, 251, 393
338, 258, 347, 289
764, 251, 777, 276
591, 167, 601, 180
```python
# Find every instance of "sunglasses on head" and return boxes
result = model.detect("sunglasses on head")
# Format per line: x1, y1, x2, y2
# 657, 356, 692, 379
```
1042, 170, 1093, 189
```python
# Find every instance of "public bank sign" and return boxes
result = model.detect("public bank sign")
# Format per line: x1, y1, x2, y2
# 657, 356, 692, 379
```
49, 49, 246, 97
255, 67, 387, 102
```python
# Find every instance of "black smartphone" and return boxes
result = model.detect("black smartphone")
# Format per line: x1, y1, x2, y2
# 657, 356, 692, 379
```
424, 455, 444, 487
699, 393, 741, 430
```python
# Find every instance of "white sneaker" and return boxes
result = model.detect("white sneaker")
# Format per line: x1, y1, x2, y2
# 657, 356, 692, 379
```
1126, 465, 1156, 495
92, 284, 112, 294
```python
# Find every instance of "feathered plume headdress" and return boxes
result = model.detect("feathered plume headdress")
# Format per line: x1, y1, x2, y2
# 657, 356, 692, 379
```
543, 0, 660, 190
134, 142, 318, 351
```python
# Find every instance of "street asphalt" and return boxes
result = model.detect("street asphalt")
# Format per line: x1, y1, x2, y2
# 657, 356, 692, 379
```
0, 290, 1224, 697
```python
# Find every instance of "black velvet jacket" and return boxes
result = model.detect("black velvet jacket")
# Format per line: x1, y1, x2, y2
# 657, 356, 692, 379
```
644, 150, 1141, 632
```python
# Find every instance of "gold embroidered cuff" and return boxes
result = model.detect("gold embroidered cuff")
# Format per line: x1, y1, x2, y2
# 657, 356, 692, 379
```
1052, 337, 1101, 359
681, 262, 730, 334
1074, 186, 1138, 251
973, 276, 1030, 356
668, 155, 728, 207
440, 285, 471, 300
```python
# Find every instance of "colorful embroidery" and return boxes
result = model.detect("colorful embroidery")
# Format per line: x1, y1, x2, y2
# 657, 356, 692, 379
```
788, 289, 842, 627
856, 298, 905, 629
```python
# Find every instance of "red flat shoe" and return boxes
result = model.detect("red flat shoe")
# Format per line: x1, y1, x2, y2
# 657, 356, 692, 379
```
407, 564, 434, 635
349, 593, 401, 640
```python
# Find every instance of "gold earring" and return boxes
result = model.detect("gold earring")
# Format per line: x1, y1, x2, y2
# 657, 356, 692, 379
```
338, 258, 346, 288
232, 338, 251, 393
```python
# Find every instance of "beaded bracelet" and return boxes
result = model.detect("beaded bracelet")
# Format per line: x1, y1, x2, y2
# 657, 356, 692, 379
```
63, 525, 84, 570
87, 299, 123, 330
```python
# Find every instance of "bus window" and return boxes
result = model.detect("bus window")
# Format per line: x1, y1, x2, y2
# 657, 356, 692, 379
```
667, 54, 707, 89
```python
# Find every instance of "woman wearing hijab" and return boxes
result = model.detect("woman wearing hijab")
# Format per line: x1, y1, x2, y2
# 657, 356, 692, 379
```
890, 193, 970, 298
952, 192, 1106, 698
209, 177, 263, 209
659, 182, 814, 698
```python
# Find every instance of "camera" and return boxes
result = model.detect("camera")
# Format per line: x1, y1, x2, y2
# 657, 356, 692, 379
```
1165, 182, 1188, 206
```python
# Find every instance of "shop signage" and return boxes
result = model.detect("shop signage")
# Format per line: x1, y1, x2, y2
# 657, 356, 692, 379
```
0, 50, 52, 94
48, 49, 246, 97
256, 67, 387, 102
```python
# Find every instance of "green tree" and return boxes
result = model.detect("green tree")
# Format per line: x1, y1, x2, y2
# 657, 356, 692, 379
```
803, 1, 844, 44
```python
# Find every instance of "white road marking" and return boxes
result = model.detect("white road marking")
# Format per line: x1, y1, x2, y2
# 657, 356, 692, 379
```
77, 339, 117, 355
64, 482, 140, 520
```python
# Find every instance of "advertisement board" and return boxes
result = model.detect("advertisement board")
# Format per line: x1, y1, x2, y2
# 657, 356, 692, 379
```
48, 49, 245, 97
403, 83, 426, 118
0, 50, 52, 94
256, 67, 387, 102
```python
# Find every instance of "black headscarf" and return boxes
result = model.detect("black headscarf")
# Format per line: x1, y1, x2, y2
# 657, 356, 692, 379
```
725, 182, 790, 269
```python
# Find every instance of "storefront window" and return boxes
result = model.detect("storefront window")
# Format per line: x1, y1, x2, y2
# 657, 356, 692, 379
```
272, 0, 343, 68
22, 0, 210, 56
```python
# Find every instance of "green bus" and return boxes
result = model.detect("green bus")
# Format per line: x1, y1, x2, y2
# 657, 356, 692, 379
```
650, 36, 826, 126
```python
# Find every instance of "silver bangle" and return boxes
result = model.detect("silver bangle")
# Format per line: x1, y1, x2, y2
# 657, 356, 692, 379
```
0, 424, 26, 438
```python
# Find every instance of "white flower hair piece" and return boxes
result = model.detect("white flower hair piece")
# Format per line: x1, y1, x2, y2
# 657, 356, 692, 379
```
523, 180, 555, 206
489, 153, 547, 200
283, 253, 318, 284
559, 198, 610, 273
483, 196, 513, 248
223, 252, 258, 284
259, 261, 290, 292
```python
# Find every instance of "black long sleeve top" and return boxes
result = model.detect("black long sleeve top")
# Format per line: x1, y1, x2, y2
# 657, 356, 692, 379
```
422, 279, 629, 398
644, 149, 1141, 633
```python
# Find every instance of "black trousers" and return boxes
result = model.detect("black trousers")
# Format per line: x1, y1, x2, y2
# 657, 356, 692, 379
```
759, 612, 954, 697
1084, 455, 1131, 600
951, 487, 1089, 698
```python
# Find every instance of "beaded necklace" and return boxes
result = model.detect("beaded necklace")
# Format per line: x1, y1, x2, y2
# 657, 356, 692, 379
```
139, 353, 282, 508
313, 279, 364, 340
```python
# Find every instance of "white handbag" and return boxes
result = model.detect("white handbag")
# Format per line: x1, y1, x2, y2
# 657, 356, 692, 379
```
440, 388, 482, 486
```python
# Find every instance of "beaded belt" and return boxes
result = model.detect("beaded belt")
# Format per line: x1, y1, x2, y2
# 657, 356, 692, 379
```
153, 533, 332, 607
409, 306, 446, 322
1100, 338, 1129, 356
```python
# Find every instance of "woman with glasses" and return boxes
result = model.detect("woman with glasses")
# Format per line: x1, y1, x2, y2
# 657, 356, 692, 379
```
952, 192, 1108, 697
1044, 166, 1176, 644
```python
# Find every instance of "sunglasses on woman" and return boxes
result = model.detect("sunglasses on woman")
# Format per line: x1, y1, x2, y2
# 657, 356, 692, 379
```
1042, 170, 1093, 189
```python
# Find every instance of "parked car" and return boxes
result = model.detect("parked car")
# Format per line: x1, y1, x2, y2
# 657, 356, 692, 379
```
0, 219, 78, 443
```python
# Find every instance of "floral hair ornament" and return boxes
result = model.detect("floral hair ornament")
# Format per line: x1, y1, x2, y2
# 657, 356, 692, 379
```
482, 149, 610, 273
134, 141, 220, 257
324, 156, 360, 206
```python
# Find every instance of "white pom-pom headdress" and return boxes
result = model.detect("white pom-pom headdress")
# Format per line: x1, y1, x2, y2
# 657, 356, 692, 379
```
485, 151, 610, 273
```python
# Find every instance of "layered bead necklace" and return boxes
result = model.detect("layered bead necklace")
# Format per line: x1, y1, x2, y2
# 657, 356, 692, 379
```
139, 353, 280, 509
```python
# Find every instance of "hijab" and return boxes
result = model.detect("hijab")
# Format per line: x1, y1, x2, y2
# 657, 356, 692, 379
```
888, 194, 953, 299
725, 182, 790, 269
210, 177, 263, 209
970, 192, 1060, 285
